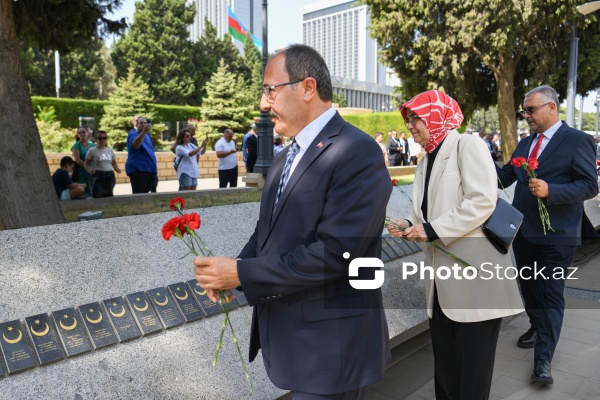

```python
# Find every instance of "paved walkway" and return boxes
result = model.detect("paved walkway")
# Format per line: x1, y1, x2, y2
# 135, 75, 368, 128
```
366, 240, 600, 400
112, 177, 247, 195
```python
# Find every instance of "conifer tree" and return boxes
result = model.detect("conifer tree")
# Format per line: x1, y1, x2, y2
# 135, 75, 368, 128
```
199, 59, 253, 137
111, 0, 195, 105
100, 67, 162, 150
0, 0, 125, 229
241, 33, 263, 110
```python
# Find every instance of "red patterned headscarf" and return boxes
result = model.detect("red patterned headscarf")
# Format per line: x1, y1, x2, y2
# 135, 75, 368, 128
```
401, 90, 464, 154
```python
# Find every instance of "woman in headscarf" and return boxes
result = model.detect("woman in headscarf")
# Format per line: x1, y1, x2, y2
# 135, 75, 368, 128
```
390, 90, 523, 400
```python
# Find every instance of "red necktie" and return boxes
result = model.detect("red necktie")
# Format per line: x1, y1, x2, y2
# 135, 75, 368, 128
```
529, 133, 545, 160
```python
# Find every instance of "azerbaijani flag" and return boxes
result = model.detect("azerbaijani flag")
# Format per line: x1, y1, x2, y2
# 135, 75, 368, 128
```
227, 6, 263, 51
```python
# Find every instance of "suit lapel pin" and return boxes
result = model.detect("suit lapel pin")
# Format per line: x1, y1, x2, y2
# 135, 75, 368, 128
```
317, 142, 323, 148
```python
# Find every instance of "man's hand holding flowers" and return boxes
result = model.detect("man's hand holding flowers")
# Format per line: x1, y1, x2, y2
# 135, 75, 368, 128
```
193, 256, 240, 303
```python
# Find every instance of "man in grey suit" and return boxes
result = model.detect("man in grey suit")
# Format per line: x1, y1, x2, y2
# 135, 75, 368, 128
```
194, 44, 391, 399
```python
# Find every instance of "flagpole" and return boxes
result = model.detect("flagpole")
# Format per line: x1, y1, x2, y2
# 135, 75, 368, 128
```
254, 0, 274, 175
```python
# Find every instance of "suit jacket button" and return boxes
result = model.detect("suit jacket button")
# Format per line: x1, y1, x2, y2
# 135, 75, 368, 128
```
277, 294, 283, 298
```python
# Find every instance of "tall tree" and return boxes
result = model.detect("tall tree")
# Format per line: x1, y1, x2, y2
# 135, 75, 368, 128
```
364, 0, 600, 162
199, 59, 253, 136
241, 33, 263, 110
100, 67, 162, 151
22, 39, 107, 99
111, 0, 195, 105
0, 0, 125, 229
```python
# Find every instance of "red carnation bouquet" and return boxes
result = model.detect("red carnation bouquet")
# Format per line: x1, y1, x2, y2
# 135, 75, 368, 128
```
510, 157, 554, 234
162, 197, 252, 392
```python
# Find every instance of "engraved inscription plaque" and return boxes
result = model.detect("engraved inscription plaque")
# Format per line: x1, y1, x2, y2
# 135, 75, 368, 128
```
25, 313, 65, 365
52, 307, 93, 357
0, 320, 36, 374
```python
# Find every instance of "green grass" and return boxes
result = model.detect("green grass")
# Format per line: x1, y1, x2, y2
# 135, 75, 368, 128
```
63, 190, 263, 222
390, 174, 415, 185
62, 175, 415, 222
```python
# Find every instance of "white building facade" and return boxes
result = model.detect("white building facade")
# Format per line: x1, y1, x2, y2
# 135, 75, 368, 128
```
302, 0, 396, 111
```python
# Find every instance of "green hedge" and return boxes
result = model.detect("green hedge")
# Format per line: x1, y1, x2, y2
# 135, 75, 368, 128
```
32, 97, 107, 129
31, 97, 203, 132
341, 112, 408, 140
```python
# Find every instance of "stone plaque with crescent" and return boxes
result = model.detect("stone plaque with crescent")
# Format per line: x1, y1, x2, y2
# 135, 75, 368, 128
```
78, 302, 118, 349
147, 287, 184, 329
125, 292, 163, 336
103, 297, 141, 342
186, 279, 222, 316
51, 307, 93, 357
167, 282, 205, 322
25, 313, 65, 365
231, 289, 248, 307
0, 319, 36, 374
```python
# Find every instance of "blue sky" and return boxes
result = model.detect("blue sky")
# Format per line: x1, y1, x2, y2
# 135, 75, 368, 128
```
107, 0, 314, 51
108, 0, 599, 114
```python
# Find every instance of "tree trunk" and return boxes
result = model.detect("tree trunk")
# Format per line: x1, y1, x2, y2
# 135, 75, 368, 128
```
495, 60, 518, 165
0, 0, 66, 229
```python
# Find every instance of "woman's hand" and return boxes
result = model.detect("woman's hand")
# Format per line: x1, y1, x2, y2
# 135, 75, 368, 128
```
403, 224, 429, 242
387, 219, 409, 237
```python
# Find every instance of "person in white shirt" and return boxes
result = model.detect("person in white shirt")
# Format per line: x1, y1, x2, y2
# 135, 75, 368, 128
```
175, 129, 208, 191
407, 135, 422, 165
214, 128, 238, 188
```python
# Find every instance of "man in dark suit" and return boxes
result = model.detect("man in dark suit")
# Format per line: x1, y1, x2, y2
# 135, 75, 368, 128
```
398, 131, 410, 165
387, 131, 400, 166
194, 44, 392, 399
245, 125, 258, 173
497, 85, 598, 385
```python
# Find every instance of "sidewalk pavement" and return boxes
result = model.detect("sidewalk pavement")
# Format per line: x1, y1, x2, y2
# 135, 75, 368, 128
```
112, 177, 246, 195
365, 239, 600, 400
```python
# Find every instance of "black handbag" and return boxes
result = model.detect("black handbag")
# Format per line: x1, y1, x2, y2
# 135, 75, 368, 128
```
482, 198, 523, 254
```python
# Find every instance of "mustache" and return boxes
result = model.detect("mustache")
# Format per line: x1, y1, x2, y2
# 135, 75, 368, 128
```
269, 112, 278, 119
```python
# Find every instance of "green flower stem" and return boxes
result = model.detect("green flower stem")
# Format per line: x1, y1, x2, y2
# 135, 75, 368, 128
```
385, 218, 474, 269
225, 303, 253, 394
526, 169, 554, 234
212, 307, 227, 369
497, 177, 510, 199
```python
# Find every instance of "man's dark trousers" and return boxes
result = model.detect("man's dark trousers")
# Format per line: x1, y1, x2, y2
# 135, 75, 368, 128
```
513, 235, 576, 362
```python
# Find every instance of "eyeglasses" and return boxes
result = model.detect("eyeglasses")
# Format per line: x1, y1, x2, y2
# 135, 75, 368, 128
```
518, 102, 551, 117
404, 114, 421, 127
97, 137, 107, 140
262, 79, 305, 101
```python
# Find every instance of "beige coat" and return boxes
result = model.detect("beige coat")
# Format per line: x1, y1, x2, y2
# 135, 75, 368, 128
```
411, 130, 524, 322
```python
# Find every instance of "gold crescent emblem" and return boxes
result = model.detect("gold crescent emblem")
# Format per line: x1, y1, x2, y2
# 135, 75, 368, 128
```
194, 285, 206, 296
133, 300, 149, 312
30, 322, 50, 337
85, 310, 103, 324
3, 328, 23, 344
59, 316, 78, 331
154, 295, 169, 307
174, 289, 188, 301
109, 305, 126, 318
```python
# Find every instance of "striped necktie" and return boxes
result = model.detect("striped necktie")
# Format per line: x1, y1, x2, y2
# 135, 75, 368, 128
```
273, 139, 300, 212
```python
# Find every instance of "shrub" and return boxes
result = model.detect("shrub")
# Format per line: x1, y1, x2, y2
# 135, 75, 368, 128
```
341, 112, 408, 140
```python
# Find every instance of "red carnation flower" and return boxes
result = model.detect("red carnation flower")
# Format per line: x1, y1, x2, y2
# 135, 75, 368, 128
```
510, 157, 526, 168
161, 217, 181, 240
596, 160, 600, 166
392, 179, 399, 186
527, 158, 539, 171
170, 197, 186, 211
187, 212, 201, 230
